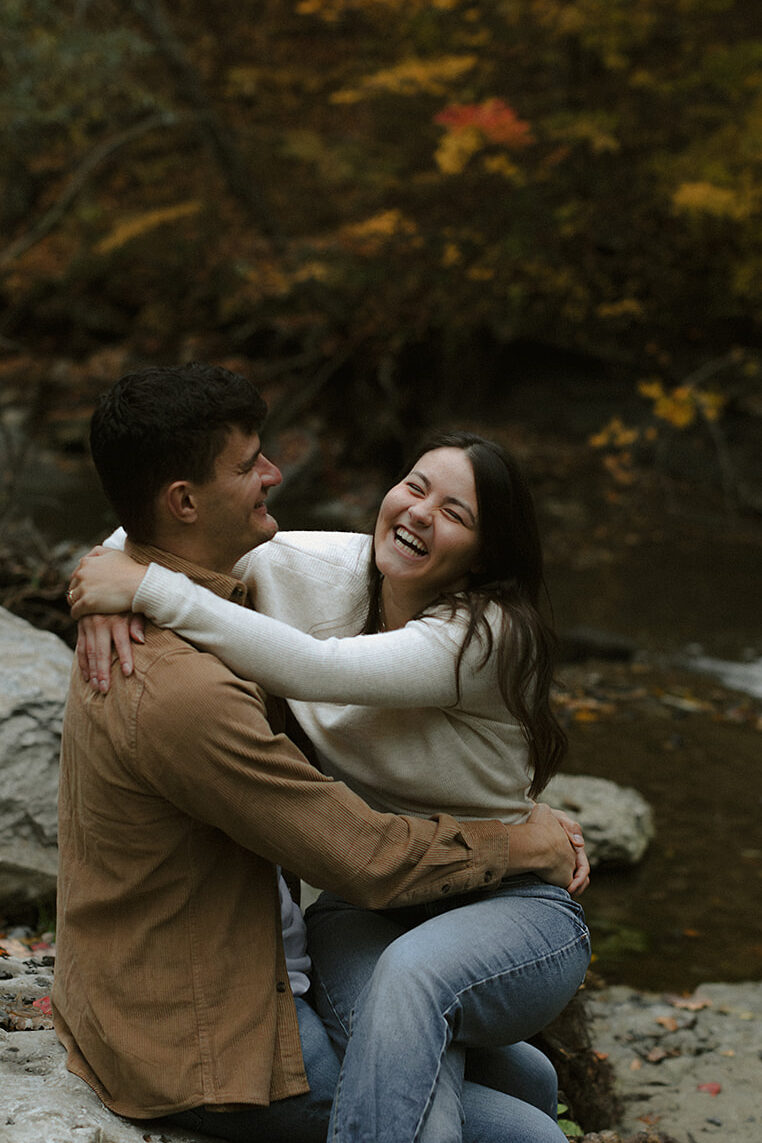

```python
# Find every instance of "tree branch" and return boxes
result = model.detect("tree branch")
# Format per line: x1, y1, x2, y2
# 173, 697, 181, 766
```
0, 112, 176, 266
124, 0, 280, 239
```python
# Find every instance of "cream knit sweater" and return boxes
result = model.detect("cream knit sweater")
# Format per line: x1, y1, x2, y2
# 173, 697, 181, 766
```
116, 529, 534, 823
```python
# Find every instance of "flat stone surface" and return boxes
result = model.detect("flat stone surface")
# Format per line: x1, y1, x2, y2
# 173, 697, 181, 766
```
587, 981, 762, 1141
0, 947, 220, 1143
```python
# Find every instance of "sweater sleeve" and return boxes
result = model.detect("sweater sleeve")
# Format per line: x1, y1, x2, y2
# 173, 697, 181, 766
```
103, 527, 127, 550
133, 562, 481, 708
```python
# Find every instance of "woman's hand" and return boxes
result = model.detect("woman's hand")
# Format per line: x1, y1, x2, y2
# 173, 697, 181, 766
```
508, 803, 582, 889
76, 613, 145, 692
68, 547, 147, 619
67, 547, 148, 691
547, 807, 590, 897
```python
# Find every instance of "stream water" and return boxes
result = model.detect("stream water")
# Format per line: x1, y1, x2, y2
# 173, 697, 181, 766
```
546, 535, 762, 993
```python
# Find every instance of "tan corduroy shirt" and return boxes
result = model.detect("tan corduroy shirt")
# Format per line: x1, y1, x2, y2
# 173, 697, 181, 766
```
52, 541, 512, 1120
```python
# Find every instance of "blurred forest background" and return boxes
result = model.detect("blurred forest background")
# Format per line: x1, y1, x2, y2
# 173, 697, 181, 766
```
1, 0, 761, 985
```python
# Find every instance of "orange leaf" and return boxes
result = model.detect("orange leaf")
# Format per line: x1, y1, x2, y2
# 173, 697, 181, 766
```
670, 995, 712, 1010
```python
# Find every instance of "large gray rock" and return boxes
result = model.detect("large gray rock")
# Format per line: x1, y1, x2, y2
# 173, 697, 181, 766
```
0, 608, 72, 908
540, 774, 654, 867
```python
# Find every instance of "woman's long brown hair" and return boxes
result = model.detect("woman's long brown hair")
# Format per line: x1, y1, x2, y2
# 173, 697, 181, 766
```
363, 431, 567, 798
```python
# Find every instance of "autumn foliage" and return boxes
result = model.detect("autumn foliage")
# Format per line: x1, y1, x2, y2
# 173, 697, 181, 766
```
1, 0, 760, 466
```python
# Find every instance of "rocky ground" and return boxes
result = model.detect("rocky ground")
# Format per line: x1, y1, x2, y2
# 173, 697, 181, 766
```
1, 934, 760, 1143
585, 980, 762, 1142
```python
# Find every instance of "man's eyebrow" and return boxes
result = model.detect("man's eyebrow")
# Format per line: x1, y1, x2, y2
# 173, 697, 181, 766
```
239, 445, 262, 472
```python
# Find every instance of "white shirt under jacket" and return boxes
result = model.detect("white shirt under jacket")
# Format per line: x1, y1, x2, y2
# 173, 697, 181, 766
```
112, 529, 534, 824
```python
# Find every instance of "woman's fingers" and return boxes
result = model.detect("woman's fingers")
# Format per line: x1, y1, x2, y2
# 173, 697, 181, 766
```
548, 808, 590, 896
77, 614, 136, 692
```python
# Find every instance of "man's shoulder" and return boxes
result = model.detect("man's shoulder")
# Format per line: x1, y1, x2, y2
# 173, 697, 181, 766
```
137, 626, 269, 716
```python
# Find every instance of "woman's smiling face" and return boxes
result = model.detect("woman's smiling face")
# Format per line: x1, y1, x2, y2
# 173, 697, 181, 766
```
373, 447, 481, 606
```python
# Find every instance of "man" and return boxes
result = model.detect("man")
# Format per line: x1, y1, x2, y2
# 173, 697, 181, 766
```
54, 362, 583, 1141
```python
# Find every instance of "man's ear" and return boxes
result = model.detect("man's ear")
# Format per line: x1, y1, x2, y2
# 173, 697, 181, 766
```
165, 480, 199, 525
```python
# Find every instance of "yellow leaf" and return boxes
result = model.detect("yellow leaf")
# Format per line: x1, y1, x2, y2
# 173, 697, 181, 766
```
638, 379, 664, 401
596, 298, 644, 320
338, 209, 418, 255
603, 452, 635, 485
96, 202, 201, 255
672, 181, 750, 221
332, 54, 477, 103
482, 154, 521, 181
696, 390, 726, 421
441, 242, 462, 267
434, 126, 482, 174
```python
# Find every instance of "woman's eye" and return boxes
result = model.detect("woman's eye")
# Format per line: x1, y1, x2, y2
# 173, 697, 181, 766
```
406, 482, 424, 495
444, 508, 464, 524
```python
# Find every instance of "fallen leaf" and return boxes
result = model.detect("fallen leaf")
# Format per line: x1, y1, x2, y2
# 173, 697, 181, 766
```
656, 1016, 679, 1031
661, 693, 711, 712
32, 995, 52, 1016
0, 939, 29, 958
638, 1113, 662, 1126
669, 994, 711, 1010
592, 1050, 609, 1061
630, 1058, 643, 1071
647, 1047, 669, 1063
697, 1082, 722, 1096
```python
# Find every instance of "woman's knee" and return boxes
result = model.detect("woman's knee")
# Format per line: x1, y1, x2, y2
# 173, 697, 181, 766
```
466, 1041, 558, 1117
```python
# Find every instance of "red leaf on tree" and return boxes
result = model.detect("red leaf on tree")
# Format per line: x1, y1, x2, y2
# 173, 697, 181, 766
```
434, 100, 534, 148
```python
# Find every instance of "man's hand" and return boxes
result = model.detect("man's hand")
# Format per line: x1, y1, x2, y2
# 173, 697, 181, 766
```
507, 803, 588, 895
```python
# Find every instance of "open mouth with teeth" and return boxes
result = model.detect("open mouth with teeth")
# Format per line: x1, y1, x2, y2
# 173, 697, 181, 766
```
393, 526, 428, 558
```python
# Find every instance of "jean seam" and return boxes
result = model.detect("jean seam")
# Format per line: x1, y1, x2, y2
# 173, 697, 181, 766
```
314, 973, 353, 1043
439, 928, 591, 1030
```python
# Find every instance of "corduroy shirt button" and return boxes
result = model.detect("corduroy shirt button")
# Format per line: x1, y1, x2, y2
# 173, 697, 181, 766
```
230, 585, 245, 603
484, 870, 494, 883
276, 980, 287, 993
440, 884, 450, 895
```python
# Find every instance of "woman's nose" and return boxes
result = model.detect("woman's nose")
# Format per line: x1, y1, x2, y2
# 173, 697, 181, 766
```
408, 500, 432, 526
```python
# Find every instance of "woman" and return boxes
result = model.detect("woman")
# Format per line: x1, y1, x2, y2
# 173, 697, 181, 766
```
71, 431, 591, 1143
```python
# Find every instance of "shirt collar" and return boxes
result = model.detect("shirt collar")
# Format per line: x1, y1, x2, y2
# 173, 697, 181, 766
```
125, 539, 249, 606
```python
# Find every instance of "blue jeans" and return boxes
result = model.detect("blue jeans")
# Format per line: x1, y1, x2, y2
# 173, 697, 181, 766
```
306, 876, 591, 1143
158, 997, 340, 1143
